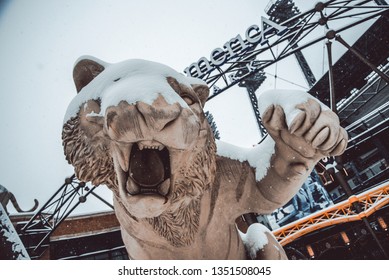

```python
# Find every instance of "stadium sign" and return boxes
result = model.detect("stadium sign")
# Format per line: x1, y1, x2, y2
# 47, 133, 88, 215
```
184, 17, 288, 78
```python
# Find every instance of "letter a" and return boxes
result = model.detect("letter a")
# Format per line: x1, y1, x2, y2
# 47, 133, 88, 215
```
261, 16, 288, 45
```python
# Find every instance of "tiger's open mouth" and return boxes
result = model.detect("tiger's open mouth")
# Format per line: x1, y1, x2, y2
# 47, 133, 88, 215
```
125, 142, 171, 196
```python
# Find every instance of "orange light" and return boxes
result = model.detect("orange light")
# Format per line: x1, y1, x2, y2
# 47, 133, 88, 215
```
340, 231, 350, 245
306, 245, 315, 258
377, 217, 388, 231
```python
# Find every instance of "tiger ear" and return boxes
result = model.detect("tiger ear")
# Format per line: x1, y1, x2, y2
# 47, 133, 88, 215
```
73, 57, 106, 93
192, 84, 209, 107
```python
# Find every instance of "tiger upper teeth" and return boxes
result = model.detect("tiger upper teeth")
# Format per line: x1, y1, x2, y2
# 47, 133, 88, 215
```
138, 142, 164, 151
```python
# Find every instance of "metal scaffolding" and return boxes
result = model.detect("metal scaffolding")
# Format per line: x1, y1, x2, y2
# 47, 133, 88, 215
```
18, 175, 113, 258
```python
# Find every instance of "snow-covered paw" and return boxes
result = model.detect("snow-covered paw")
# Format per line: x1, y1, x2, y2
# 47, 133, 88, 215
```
239, 223, 287, 260
258, 90, 312, 128
258, 90, 348, 160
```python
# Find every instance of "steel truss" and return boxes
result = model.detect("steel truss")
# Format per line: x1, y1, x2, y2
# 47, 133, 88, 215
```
200, 0, 389, 103
18, 174, 113, 258
273, 182, 389, 246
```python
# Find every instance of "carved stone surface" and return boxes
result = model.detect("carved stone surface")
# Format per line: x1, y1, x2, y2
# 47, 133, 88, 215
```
62, 57, 348, 259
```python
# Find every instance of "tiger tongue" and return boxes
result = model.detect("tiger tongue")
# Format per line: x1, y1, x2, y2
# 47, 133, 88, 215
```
129, 147, 165, 187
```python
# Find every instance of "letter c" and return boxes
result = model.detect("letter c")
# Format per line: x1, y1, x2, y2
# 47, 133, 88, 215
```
245, 24, 261, 44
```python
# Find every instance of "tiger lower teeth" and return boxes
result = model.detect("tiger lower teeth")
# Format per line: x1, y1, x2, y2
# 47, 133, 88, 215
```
140, 188, 158, 194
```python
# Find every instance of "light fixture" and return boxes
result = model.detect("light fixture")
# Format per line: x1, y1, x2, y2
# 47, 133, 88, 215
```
340, 231, 350, 246
306, 245, 315, 259
377, 217, 388, 231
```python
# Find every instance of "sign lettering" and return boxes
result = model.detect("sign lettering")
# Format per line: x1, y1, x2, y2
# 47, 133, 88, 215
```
184, 17, 288, 78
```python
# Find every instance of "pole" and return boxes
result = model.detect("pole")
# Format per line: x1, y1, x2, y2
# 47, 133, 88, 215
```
325, 40, 337, 113
325, 33, 388, 258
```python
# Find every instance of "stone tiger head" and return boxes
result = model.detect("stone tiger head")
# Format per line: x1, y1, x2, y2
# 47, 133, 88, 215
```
62, 57, 216, 223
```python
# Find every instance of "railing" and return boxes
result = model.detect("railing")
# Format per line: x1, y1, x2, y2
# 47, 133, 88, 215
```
273, 182, 389, 246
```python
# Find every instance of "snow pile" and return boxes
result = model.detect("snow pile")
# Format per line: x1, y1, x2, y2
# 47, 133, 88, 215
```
64, 56, 206, 123
216, 136, 275, 181
238, 223, 270, 259
257, 89, 329, 128
0, 204, 30, 259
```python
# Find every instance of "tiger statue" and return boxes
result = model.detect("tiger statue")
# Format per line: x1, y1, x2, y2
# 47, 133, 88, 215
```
0, 184, 39, 215
62, 56, 347, 259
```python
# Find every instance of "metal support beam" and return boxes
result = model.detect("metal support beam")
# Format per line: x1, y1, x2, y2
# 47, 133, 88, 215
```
246, 88, 267, 138
89, 191, 114, 210
293, 49, 317, 88
325, 39, 337, 113
19, 175, 111, 258
335, 34, 389, 84
238, 70, 268, 137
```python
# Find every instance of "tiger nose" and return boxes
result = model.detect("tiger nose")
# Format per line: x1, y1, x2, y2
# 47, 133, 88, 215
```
136, 96, 182, 132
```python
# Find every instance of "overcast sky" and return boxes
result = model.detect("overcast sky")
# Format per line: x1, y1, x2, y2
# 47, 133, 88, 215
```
0, 0, 376, 215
